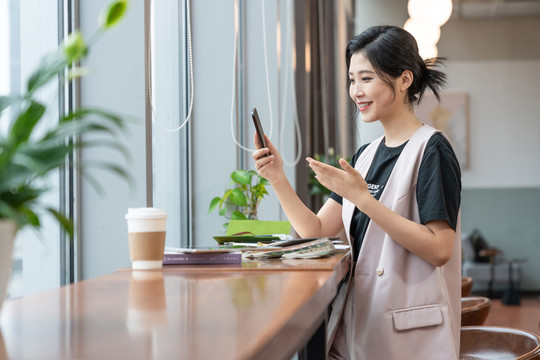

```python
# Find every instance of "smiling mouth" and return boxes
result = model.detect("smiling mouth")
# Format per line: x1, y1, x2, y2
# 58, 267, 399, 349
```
357, 102, 372, 111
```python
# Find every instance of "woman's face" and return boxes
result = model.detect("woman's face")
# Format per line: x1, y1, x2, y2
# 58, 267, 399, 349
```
348, 52, 400, 123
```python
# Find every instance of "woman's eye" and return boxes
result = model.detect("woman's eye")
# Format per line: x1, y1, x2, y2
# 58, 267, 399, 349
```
349, 78, 355, 84
361, 77, 372, 82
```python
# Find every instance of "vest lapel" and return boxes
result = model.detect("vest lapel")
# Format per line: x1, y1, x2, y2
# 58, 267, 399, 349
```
342, 135, 384, 254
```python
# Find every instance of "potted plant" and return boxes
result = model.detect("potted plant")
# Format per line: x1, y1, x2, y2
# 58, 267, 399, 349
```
0, 0, 131, 312
208, 169, 269, 226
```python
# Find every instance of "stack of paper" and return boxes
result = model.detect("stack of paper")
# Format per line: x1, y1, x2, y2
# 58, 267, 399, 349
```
244, 238, 336, 259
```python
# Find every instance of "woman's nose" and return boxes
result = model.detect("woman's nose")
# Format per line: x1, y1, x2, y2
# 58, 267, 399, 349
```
351, 84, 365, 98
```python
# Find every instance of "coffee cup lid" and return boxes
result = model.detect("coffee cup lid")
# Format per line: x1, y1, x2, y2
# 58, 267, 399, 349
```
125, 208, 168, 219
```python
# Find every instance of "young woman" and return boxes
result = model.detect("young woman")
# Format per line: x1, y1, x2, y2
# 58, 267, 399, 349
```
252, 25, 461, 359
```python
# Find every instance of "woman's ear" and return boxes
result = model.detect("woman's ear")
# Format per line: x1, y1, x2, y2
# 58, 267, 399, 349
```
400, 70, 414, 92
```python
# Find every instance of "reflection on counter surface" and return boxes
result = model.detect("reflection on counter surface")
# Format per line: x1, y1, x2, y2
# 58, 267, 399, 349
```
0, 251, 349, 360
127, 271, 168, 333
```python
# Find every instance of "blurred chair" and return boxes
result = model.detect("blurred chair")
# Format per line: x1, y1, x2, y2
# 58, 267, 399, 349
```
462, 276, 473, 297
462, 232, 523, 302
461, 296, 491, 326
460, 326, 540, 360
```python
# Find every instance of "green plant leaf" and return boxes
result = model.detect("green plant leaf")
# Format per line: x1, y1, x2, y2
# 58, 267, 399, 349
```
0, 200, 41, 229
0, 95, 24, 113
62, 31, 88, 63
0, 201, 14, 223
99, 0, 129, 29
57, 107, 127, 133
80, 161, 134, 186
9, 101, 46, 146
26, 51, 68, 93
11, 152, 59, 176
46, 207, 73, 237
220, 188, 232, 204
231, 211, 247, 220
46, 120, 118, 142
21, 208, 40, 228
231, 169, 252, 185
209, 197, 221, 213
79, 170, 105, 197
0, 183, 44, 204
228, 188, 247, 206
219, 208, 227, 216
77, 139, 131, 161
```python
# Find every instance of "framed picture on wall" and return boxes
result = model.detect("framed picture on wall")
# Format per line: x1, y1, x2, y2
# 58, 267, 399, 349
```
415, 91, 470, 169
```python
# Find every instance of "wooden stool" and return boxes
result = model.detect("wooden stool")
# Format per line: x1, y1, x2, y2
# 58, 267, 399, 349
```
462, 276, 473, 297
460, 326, 540, 360
461, 296, 491, 326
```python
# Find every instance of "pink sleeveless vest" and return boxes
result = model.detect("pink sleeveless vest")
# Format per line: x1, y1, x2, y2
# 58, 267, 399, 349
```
330, 125, 461, 360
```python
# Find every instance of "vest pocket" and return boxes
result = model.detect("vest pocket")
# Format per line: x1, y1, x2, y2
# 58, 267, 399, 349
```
392, 304, 443, 331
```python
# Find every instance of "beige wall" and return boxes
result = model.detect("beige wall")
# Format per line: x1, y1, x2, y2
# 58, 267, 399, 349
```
438, 17, 540, 188
439, 17, 540, 61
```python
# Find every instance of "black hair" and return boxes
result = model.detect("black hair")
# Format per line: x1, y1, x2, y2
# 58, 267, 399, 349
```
346, 25, 446, 105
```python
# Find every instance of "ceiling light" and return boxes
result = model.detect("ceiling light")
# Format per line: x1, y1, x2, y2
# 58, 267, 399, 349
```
404, 18, 441, 46
408, 0, 453, 27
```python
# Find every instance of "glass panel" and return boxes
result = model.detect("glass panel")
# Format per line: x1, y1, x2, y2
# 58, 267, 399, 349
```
151, 0, 190, 247
2, 0, 63, 299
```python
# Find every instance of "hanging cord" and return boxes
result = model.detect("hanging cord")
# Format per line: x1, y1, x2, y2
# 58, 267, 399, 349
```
230, 0, 274, 152
317, 0, 330, 154
230, 0, 302, 167
279, 0, 302, 167
260, 0, 274, 138
145, 0, 194, 132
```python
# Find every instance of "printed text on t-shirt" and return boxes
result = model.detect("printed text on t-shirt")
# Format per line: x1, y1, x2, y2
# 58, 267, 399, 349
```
368, 183, 384, 197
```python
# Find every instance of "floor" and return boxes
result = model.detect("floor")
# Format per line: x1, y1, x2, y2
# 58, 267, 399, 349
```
482, 295, 540, 335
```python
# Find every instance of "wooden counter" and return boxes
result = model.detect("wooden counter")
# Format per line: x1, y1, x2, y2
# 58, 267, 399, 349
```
0, 251, 350, 360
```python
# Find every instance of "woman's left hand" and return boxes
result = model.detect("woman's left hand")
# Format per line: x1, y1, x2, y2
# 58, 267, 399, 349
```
307, 157, 371, 209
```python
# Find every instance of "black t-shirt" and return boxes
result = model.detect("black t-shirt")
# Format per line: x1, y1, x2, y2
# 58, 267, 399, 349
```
330, 133, 462, 261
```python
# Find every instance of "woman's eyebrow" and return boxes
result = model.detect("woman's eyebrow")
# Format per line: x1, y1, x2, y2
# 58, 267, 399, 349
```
349, 70, 375, 76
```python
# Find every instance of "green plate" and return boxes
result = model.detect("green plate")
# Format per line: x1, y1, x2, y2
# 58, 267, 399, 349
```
213, 235, 280, 245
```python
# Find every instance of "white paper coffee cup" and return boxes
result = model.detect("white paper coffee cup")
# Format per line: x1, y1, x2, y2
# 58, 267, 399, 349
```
125, 208, 168, 270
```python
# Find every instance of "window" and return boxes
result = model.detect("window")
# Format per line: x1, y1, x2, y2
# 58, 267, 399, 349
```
3, 0, 351, 286
2, 0, 69, 298
149, 0, 299, 248
150, 0, 191, 247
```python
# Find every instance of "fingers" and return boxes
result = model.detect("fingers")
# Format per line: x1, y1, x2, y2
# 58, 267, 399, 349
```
253, 131, 264, 149
252, 147, 270, 161
254, 154, 274, 170
253, 133, 276, 160
263, 135, 275, 152
253, 132, 275, 154
339, 158, 354, 172
339, 158, 361, 180
306, 158, 334, 186
306, 157, 333, 173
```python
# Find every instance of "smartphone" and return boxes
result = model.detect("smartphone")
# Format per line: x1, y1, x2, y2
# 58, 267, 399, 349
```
251, 107, 269, 156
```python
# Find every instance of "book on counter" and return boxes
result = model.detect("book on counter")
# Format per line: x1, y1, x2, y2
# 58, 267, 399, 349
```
163, 247, 242, 265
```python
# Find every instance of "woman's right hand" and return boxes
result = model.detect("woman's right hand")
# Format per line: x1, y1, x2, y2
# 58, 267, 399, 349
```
252, 133, 285, 185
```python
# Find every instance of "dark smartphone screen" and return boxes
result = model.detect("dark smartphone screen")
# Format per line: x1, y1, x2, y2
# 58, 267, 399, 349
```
251, 108, 268, 156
